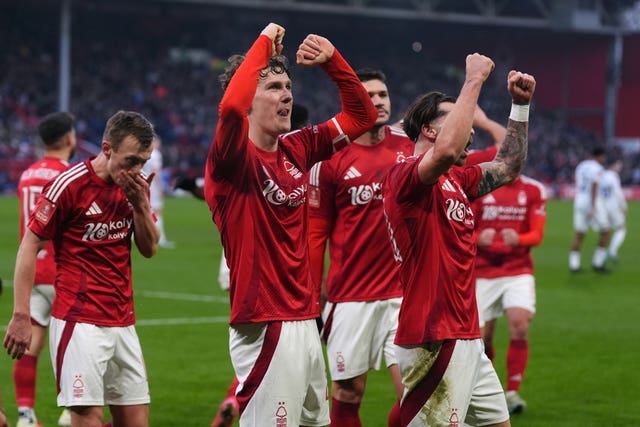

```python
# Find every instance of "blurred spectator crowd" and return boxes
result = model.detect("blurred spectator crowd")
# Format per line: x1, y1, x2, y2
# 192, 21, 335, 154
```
1, 2, 638, 195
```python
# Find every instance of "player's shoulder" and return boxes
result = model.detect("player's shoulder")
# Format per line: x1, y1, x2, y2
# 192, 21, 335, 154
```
519, 175, 547, 199
43, 161, 90, 202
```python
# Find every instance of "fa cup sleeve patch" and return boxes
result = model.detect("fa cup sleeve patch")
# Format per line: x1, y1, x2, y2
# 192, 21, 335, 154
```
34, 199, 56, 225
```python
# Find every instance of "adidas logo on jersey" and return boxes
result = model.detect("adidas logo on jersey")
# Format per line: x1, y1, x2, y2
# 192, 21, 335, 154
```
441, 179, 456, 192
343, 166, 362, 180
482, 194, 496, 204
85, 201, 103, 216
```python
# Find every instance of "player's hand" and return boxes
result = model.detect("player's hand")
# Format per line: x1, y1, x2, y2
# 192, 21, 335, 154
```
477, 228, 497, 247
501, 228, 520, 246
296, 34, 335, 66
508, 70, 536, 105
465, 53, 494, 84
3, 313, 32, 360
115, 170, 153, 209
260, 23, 285, 56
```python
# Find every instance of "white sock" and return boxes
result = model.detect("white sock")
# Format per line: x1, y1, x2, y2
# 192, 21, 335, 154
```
592, 246, 607, 268
569, 251, 581, 270
608, 228, 626, 258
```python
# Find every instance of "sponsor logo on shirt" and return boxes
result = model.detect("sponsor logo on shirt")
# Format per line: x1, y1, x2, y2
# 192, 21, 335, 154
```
481, 205, 527, 221
445, 199, 474, 225
82, 218, 133, 241
348, 183, 382, 205
262, 179, 307, 207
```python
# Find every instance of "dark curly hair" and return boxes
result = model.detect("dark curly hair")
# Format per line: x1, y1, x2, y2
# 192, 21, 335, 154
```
218, 54, 290, 92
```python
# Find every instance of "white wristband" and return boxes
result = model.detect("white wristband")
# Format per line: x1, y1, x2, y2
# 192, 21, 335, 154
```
509, 103, 529, 122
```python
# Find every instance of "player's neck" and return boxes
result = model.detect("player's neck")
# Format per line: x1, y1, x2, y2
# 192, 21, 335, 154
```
43, 148, 71, 162
249, 129, 278, 152
354, 125, 385, 146
90, 153, 112, 183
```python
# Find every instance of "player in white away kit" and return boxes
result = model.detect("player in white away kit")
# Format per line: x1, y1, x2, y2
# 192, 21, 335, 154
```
4, 111, 159, 427
569, 147, 609, 272
474, 175, 547, 415
142, 135, 174, 248
599, 159, 627, 263
15, 112, 76, 427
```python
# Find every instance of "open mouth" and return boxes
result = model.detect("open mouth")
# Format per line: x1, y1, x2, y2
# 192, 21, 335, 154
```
278, 109, 289, 118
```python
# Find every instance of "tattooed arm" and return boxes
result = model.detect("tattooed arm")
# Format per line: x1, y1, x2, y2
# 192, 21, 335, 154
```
476, 70, 536, 197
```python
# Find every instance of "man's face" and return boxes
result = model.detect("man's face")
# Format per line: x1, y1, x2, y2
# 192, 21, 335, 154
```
362, 79, 391, 127
249, 69, 293, 137
105, 135, 153, 181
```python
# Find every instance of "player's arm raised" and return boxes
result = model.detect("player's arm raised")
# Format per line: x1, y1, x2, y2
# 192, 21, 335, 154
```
297, 34, 377, 147
418, 53, 494, 184
476, 71, 536, 197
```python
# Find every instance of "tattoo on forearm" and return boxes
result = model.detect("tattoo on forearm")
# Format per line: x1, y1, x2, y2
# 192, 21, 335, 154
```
477, 119, 528, 197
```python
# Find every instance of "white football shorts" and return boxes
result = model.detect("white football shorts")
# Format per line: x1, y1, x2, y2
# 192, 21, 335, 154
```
30, 284, 55, 327
321, 298, 401, 380
50, 317, 150, 407
476, 274, 536, 327
230, 319, 329, 427
573, 200, 609, 232
396, 339, 509, 426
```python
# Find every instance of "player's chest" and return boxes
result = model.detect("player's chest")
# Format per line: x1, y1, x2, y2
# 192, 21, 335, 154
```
70, 191, 133, 242
255, 153, 307, 209
335, 149, 406, 206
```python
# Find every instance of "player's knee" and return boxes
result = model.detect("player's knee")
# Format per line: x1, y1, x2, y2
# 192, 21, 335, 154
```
69, 406, 104, 427
333, 378, 365, 402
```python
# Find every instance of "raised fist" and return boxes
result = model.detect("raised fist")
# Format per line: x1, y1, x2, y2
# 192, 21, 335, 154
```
296, 34, 335, 66
465, 53, 494, 83
260, 23, 285, 55
508, 71, 536, 105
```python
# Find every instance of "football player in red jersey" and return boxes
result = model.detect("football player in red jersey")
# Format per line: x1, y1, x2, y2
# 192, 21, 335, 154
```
308, 68, 413, 427
5, 111, 159, 427
204, 23, 376, 427
474, 174, 547, 415
382, 54, 535, 426
14, 112, 76, 427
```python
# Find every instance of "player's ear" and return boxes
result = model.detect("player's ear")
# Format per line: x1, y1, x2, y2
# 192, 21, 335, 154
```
102, 140, 112, 158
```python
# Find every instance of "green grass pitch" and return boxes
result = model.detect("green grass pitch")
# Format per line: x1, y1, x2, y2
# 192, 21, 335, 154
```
0, 196, 639, 426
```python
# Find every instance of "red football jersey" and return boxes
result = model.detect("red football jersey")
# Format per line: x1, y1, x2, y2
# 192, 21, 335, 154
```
473, 176, 547, 278
205, 35, 375, 324
308, 126, 414, 302
382, 156, 483, 344
29, 160, 140, 327
18, 157, 69, 285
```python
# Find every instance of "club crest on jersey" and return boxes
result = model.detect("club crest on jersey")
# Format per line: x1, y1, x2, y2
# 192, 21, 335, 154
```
262, 179, 307, 207
518, 190, 527, 205
34, 199, 56, 225
445, 198, 474, 225
275, 401, 288, 427
283, 159, 303, 179
396, 152, 407, 163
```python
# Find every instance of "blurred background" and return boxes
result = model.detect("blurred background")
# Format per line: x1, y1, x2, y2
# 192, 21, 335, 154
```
2, 0, 640, 197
